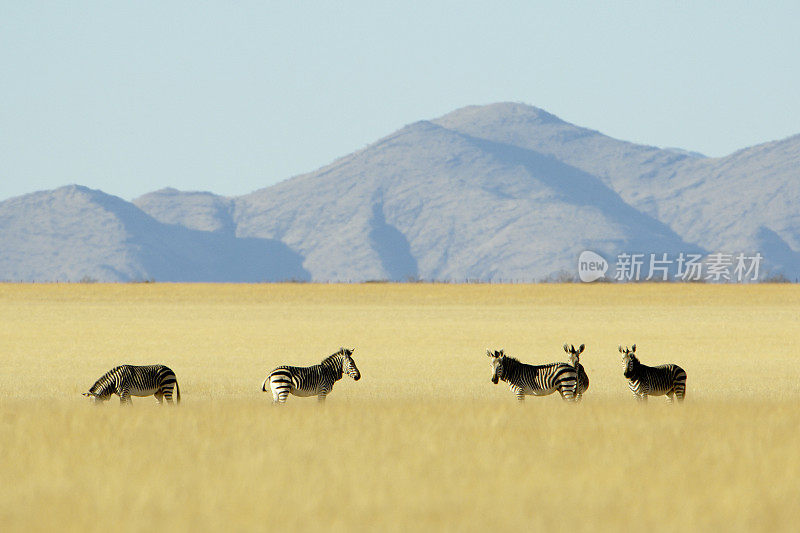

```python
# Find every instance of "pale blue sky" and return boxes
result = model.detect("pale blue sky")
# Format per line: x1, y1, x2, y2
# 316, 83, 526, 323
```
2, 1, 799, 202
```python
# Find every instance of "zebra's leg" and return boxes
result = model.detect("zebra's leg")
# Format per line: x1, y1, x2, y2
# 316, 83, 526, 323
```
665, 390, 675, 404
317, 385, 331, 403
119, 388, 132, 406
675, 387, 686, 402
635, 393, 648, 403
273, 390, 290, 404
512, 386, 525, 402
558, 384, 577, 402
154, 391, 164, 404
675, 378, 687, 402
164, 385, 175, 405
269, 375, 291, 404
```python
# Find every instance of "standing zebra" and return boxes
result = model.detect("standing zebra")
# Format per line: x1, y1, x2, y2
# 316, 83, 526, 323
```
563, 343, 590, 401
487, 349, 582, 402
620, 345, 686, 403
263, 347, 361, 403
83, 364, 180, 405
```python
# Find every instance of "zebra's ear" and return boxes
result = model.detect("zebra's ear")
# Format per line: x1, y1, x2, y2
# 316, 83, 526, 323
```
618, 345, 624, 353
486, 350, 494, 358
579, 344, 585, 354
631, 344, 636, 352
563, 344, 569, 353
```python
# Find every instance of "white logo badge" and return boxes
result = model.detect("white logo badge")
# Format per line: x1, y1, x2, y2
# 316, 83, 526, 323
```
578, 251, 608, 282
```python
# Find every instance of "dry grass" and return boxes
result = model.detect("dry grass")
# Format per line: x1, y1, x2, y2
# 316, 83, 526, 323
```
1, 283, 799, 531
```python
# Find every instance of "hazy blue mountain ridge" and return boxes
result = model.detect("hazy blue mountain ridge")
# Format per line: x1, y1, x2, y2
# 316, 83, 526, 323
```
0, 185, 308, 282
1, 103, 797, 282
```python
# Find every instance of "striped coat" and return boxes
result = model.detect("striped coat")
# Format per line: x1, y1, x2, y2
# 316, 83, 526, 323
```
564, 344, 590, 401
488, 350, 582, 402
263, 348, 361, 403
83, 364, 180, 405
620, 345, 686, 402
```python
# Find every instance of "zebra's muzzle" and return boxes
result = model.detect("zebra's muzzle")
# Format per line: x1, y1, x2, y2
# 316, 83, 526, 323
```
491, 376, 499, 384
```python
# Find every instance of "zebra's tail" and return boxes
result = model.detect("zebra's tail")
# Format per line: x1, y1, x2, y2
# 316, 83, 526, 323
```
175, 380, 181, 404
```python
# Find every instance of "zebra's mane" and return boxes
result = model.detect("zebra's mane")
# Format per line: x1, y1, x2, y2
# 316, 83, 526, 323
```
320, 348, 349, 366
88, 373, 114, 396
502, 354, 562, 370
500, 354, 522, 366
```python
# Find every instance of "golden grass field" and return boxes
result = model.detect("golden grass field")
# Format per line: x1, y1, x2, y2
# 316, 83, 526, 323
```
1, 283, 799, 531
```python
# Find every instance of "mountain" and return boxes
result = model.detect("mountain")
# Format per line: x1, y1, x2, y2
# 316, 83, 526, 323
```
231, 120, 698, 281
640, 135, 800, 272
134, 188, 235, 234
0, 185, 308, 282
1, 103, 798, 282
431, 104, 800, 277
431, 103, 704, 197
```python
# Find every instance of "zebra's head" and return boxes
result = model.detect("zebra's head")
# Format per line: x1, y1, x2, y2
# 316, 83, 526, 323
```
82, 390, 110, 404
564, 343, 585, 367
83, 376, 114, 403
341, 348, 361, 381
619, 344, 638, 378
487, 349, 506, 384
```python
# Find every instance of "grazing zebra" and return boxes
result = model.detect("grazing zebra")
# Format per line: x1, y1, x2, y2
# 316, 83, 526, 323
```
83, 364, 180, 405
563, 343, 590, 401
619, 345, 686, 403
487, 349, 581, 402
263, 347, 361, 403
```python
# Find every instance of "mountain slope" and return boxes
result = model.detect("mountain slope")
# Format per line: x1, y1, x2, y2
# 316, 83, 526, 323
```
233, 120, 699, 281
134, 188, 235, 234
648, 134, 800, 276
432, 103, 800, 278
0, 186, 308, 282
432, 103, 704, 197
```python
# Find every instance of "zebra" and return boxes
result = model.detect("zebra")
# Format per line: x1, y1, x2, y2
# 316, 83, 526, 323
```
83, 364, 181, 405
487, 349, 582, 402
619, 345, 686, 403
563, 343, 590, 401
263, 347, 361, 403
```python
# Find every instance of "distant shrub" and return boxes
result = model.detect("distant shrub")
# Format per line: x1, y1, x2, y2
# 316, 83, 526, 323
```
760, 273, 792, 283
540, 270, 578, 283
